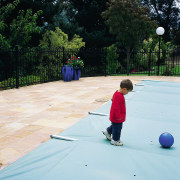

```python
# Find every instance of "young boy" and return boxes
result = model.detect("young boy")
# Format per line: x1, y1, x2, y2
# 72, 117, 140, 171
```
102, 79, 133, 146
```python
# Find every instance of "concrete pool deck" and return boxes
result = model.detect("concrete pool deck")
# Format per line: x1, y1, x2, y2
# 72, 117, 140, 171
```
0, 76, 180, 170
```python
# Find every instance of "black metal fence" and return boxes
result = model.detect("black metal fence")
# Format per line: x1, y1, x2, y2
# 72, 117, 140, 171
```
106, 48, 180, 76
0, 47, 180, 90
0, 47, 63, 89
0, 47, 106, 90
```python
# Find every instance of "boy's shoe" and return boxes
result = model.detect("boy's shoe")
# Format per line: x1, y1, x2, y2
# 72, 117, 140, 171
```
110, 139, 123, 146
102, 130, 111, 140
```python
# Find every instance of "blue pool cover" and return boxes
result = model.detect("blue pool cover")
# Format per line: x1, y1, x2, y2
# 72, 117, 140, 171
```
0, 80, 180, 180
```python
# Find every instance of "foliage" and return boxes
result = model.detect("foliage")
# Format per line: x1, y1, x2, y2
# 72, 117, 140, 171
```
0, 0, 20, 48
66, 0, 114, 48
10, 9, 42, 48
162, 63, 173, 76
136, 37, 178, 70
0, 0, 42, 48
66, 56, 84, 69
81, 65, 101, 76
174, 29, 180, 46
138, 38, 159, 69
52, 0, 83, 39
39, 27, 85, 50
39, 27, 85, 71
142, 37, 177, 53
0, 34, 10, 48
106, 44, 119, 74
0, 75, 41, 89
140, 0, 180, 43
102, 0, 156, 51
39, 27, 85, 73
31, 48, 63, 80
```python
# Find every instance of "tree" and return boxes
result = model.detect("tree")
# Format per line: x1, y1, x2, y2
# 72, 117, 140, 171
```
140, 0, 180, 43
0, 0, 42, 48
102, 0, 155, 51
102, 0, 156, 74
174, 28, 180, 45
15, 0, 60, 28
39, 27, 85, 50
10, 9, 42, 48
65, 0, 114, 48
37, 27, 85, 79
0, 0, 19, 48
0, 0, 62, 47
52, 0, 83, 39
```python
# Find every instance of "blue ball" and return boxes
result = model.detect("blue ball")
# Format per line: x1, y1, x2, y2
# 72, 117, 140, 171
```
159, 132, 174, 148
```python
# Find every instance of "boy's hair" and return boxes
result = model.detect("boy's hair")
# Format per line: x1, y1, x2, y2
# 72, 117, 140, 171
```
120, 79, 133, 91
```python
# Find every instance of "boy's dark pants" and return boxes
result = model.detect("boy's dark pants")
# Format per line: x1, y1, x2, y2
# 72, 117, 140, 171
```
107, 122, 123, 141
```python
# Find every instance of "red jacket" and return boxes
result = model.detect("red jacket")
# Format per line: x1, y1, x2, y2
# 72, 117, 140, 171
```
110, 91, 126, 123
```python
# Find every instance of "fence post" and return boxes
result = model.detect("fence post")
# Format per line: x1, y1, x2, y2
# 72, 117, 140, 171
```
148, 49, 151, 76
15, 45, 19, 88
62, 47, 65, 65
157, 37, 160, 75
104, 48, 107, 76
172, 51, 175, 68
